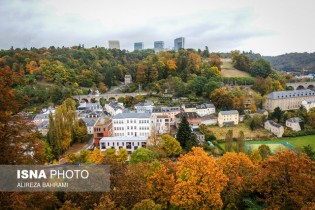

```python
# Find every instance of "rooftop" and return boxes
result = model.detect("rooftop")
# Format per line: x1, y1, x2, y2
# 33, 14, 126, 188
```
219, 110, 239, 115
113, 112, 151, 119
82, 118, 96, 126
286, 117, 302, 123
267, 90, 315, 100
266, 120, 283, 128
175, 112, 200, 119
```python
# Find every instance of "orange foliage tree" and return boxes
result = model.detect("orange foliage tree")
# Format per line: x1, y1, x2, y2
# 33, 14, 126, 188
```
252, 150, 315, 209
218, 152, 256, 209
171, 147, 228, 209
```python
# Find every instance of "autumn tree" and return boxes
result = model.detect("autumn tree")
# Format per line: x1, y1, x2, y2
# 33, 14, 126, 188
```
210, 88, 234, 110
171, 147, 228, 209
249, 149, 262, 164
218, 152, 256, 209
161, 134, 182, 157
132, 199, 162, 210
0, 66, 46, 164
252, 151, 315, 209
147, 162, 176, 209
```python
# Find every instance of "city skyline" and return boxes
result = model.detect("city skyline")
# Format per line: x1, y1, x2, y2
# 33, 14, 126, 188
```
1, 0, 315, 56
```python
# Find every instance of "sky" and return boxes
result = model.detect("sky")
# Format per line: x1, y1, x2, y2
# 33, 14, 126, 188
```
1, 0, 315, 56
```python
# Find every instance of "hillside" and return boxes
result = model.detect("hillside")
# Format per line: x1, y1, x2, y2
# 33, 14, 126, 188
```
221, 58, 251, 77
263, 52, 315, 73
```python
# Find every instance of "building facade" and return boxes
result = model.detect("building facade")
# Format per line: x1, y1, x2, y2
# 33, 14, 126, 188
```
265, 90, 315, 111
134, 42, 144, 50
218, 110, 239, 127
182, 103, 215, 117
302, 99, 315, 112
154, 41, 164, 50
112, 112, 151, 137
151, 114, 171, 134
286, 117, 302, 131
100, 136, 147, 152
174, 37, 185, 52
108, 40, 120, 49
152, 106, 181, 125
124, 74, 132, 85
105, 101, 124, 116
264, 120, 284, 137
175, 112, 202, 128
93, 118, 113, 147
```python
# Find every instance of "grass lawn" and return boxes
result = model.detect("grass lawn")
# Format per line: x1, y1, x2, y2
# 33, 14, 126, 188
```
219, 135, 315, 151
207, 123, 271, 140
221, 58, 251, 77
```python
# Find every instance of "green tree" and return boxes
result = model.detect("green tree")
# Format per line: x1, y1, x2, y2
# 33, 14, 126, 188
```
250, 58, 272, 78
258, 144, 271, 160
116, 148, 128, 163
270, 107, 284, 123
302, 145, 315, 161
225, 130, 234, 152
236, 130, 246, 153
176, 116, 192, 150
129, 148, 158, 164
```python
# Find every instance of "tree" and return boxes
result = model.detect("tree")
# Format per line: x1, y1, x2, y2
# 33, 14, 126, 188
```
250, 58, 272, 78
132, 199, 162, 210
161, 134, 182, 157
210, 88, 233, 110
147, 162, 176, 209
218, 153, 256, 209
236, 131, 246, 153
0, 66, 46, 164
171, 147, 228, 209
225, 130, 234, 152
208, 53, 223, 71
89, 148, 104, 164
74, 119, 89, 143
129, 148, 158, 164
252, 151, 315, 209
249, 149, 262, 164
116, 148, 128, 163
270, 106, 284, 123
302, 145, 315, 161
176, 116, 192, 150
258, 144, 271, 160
94, 194, 117, 210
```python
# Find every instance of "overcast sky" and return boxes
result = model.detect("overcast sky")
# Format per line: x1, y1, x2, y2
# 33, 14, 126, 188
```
1, 0, 314, 56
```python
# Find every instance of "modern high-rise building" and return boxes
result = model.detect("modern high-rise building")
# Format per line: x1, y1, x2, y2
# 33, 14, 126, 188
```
174, 37, 185, 52
154, 41, 164, 50
108, 40, 120, 49
134, 42, 144, 50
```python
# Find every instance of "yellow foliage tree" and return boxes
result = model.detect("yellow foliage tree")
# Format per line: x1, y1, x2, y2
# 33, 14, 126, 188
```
89, 148, 104, 164
171, 147, 228, 209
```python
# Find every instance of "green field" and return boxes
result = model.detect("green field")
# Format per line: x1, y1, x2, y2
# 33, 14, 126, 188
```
247, 143, 290, 153
219, 135, 315, 151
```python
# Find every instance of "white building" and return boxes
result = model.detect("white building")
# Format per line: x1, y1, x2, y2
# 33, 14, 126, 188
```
152, 106, 181, 125
134, 101, 154, 113
108, 40, 120, 49
151, 114, 171, 134
99, 136, 147, 152
182, 103, 215, 117
82, 118, 96, 134
264, 120, 284, 137
201, 115, 218, 125
286, 117, 302, 131
105, 101, 124, 116
77, 103, 103, 112
112, 112, 151, 137
302, 99, 315, 112
218, 110, 239, 127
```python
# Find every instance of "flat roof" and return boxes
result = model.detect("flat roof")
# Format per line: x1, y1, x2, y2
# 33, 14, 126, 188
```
100, 136, 147, 142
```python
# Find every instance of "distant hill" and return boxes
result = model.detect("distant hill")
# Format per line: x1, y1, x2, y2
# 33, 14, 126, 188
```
263, 52, 315, 73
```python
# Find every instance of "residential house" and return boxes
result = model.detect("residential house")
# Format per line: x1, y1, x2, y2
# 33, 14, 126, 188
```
82, 118, 96, 134
192, 130, 205, 144
105, 101, 124, 116
151, 114, 171, 134
182, 103, 216, 117
264, 120, 284, 137
201, 115, 217, 125
218, 110, 239, 127
301, 99, 315, 112
175, 112, 201, 128
152, 106, 181, 125
134, 101, 154, 113
77, 103, 103, 112
93, 117, 113, 147
286, 117, 303, 131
